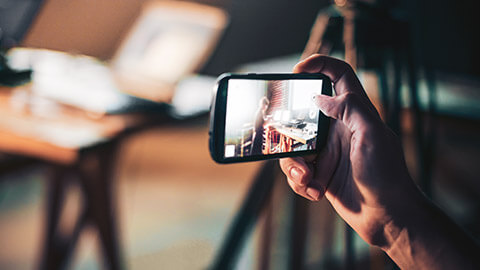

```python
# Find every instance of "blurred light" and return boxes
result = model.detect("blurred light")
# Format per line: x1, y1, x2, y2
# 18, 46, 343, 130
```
274, 110, 282, 121
225, 145, 235, 157
225, 79, 265, 137
281, 110, 291, 122
289, 79, 323, 110
170, 75, 216, 118
7, 48, 129, 114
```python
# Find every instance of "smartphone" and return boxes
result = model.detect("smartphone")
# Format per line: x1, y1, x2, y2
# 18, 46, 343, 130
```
209, 73, 332, 164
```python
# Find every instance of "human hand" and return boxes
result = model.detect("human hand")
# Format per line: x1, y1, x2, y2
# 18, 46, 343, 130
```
279, 54, 419, 247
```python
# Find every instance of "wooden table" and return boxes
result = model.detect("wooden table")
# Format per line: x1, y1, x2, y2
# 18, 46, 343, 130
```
0, 84, 167, 270
267, 123, 317, 153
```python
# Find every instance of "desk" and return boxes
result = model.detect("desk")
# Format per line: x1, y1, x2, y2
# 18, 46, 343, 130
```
267, 123, 317, 153
0, 85, 166, 270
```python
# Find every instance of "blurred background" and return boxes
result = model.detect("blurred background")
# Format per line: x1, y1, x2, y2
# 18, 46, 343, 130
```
0, 0, 478, 269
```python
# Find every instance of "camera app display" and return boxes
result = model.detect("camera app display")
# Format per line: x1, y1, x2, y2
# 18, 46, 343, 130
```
224, 79, 323, 158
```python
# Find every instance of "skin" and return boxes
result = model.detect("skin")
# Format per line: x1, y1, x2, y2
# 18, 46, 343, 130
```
279, 54, 480, 269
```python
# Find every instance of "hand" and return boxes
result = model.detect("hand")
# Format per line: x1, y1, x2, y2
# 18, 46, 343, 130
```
280, 55, 480, 269
279, 54, 418, 247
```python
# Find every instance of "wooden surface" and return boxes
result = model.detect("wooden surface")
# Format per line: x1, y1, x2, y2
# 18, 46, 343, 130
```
271, 124, 316, 145
0, 85, 148, 164
0, 82, 164, 269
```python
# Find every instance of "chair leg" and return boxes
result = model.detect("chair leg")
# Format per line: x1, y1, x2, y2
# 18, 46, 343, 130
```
41, 166, 88, 270
390, 49, 403, 137
405, 39, 428, 193
377, 54, 390, 122
301, 12, 331, 60
41, 167, 67, 270
258, 199, 273, 270
421, 68, 438, 198
288, 196, 310, 270
78, 143, 124, 270
210, 160, 279, 270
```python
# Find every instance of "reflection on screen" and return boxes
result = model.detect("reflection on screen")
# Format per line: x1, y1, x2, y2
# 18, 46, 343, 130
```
224, 79, 323, 158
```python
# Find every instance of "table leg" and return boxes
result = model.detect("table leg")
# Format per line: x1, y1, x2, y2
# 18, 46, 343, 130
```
78, 142, 124, 270
258, 198, 273, 270
288, 195, 309, 270
210, 160, 278, 270
40, 141, 124, 270
41, 167, 68, 270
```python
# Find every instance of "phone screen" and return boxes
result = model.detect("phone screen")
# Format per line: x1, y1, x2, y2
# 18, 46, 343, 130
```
223, 78, 325, 159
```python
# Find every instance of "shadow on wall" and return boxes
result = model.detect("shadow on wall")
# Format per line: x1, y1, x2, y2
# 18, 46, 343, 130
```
22, 0, 328, 72
22, 0, 152, 59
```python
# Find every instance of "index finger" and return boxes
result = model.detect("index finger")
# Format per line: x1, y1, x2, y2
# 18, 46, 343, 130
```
294, 55, 365, 97
293, 54, 378, 115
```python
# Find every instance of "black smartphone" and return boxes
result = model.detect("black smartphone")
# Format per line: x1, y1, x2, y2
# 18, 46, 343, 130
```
209, 73, 332, 164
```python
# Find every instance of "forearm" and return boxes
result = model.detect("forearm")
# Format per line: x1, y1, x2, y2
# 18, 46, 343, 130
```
383, 186, 480, 269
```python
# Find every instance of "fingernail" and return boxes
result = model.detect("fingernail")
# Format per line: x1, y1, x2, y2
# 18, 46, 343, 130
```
290, 167, 302, 180
306, 187, 321, 201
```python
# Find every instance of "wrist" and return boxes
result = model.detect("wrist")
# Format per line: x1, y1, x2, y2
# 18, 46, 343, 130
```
384, 191, 480, 269
347, 176, 426, 250
379, 178, 428, 251
380, 181, 439, 268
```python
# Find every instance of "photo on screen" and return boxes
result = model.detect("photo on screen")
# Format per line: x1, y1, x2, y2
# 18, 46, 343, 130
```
224, 78, 323, 158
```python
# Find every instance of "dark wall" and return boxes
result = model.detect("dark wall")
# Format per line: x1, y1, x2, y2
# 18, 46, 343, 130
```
201, 0, 329, 75
23, 0, 480, 77
417, 0, 480, 77
203, 0, 480, 77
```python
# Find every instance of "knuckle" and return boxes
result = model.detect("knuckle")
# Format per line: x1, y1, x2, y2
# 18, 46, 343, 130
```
296, 54, 331, 73
332, 57, 355, 80
343, 62, 355, 75
353, 130, 369, 146
341, 92, 360, 104
337, 92, 359, 116
342, 92, 369, 117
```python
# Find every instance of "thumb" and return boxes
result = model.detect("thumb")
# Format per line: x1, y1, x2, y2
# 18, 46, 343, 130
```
314, 93, 382, 133
279, 157, 324, 201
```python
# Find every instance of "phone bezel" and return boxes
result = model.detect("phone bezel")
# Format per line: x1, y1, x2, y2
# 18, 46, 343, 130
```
209, 73, 332, 164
